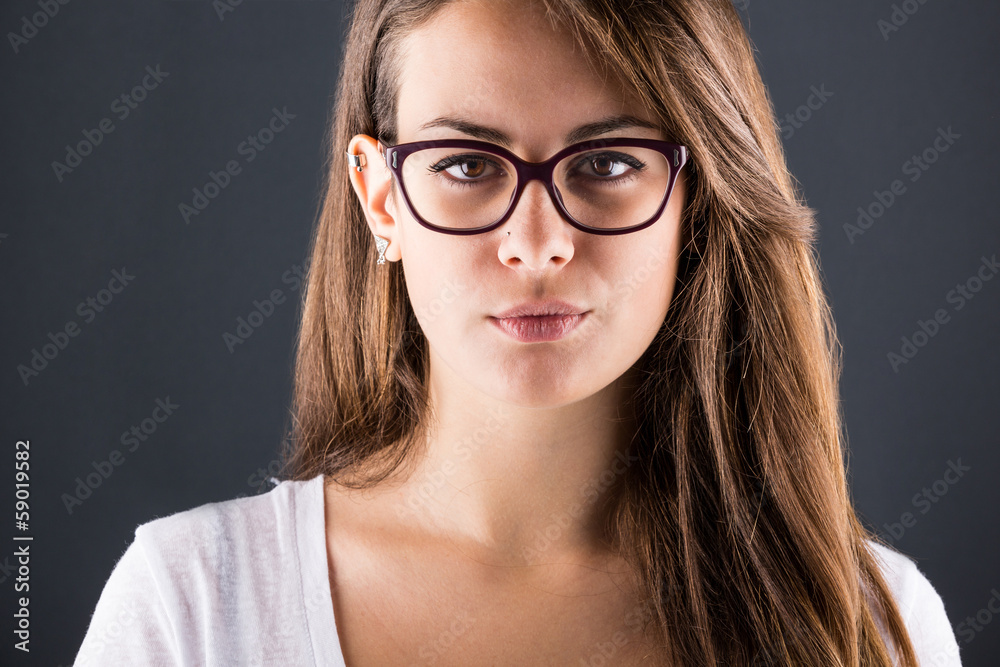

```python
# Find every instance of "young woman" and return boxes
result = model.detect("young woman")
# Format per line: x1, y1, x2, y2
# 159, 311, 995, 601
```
75, 0, 962, 665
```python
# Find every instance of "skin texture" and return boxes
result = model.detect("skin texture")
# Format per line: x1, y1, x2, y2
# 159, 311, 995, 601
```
334, 0, 685, 662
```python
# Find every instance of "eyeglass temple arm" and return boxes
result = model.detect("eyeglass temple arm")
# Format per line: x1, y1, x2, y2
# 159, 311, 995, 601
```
377, 140, 397, 168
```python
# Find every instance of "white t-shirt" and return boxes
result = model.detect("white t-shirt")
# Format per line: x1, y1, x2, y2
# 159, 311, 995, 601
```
72, 474, 963, 666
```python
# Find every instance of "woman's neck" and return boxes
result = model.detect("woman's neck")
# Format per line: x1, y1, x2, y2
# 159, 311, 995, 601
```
383, 349, 642, 568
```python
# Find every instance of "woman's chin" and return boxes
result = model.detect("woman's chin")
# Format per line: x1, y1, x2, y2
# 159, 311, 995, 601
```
480, 372, 606, 410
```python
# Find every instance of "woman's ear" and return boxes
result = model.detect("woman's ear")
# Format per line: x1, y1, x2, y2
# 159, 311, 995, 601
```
346, 134, 401, 262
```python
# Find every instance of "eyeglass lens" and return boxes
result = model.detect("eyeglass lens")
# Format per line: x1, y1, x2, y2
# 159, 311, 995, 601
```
397, 145, 673, 231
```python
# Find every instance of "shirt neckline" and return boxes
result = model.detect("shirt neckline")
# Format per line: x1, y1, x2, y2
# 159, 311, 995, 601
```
292, 473, 348, 666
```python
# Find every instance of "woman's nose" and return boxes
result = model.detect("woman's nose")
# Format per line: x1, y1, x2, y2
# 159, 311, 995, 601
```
497, 180, 575, 270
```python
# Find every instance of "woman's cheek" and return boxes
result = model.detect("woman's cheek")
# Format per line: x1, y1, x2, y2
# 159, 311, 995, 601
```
412, 275, 468, 332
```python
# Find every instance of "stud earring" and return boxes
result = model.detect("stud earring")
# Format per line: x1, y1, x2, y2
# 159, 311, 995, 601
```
374, 235, 388, 264
346, 150, 366, 172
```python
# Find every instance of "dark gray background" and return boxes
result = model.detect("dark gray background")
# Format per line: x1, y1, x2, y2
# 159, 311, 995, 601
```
1, 1, 997, 664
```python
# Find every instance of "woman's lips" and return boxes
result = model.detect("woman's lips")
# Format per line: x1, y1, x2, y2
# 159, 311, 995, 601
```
489, 312, 587, 342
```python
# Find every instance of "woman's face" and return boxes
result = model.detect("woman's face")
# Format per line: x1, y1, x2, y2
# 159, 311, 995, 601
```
350, 0, 686, 409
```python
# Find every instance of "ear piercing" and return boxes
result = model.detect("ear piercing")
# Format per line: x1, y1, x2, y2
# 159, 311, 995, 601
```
346, 149, 387, 262
374, 235, 388, 264
346, 151, 366, 172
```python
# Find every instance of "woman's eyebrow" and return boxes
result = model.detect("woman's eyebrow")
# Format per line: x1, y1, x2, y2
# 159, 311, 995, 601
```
415, 114, 661, 147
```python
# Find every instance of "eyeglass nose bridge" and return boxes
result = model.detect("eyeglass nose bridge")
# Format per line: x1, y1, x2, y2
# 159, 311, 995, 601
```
499, 158, 570, 229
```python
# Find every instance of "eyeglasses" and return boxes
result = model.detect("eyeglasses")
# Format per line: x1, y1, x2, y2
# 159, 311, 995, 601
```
374, 137, 690, 236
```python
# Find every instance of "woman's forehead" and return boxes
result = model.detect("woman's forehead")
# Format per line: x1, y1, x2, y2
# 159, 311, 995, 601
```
394, 2, 657, 148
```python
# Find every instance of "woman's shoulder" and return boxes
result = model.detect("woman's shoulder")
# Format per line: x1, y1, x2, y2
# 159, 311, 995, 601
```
126, 474, 328, 609
864, 539, 963, 665
865, 538, 945, 621
133, 474, 323, 555
74, 474, 332, 666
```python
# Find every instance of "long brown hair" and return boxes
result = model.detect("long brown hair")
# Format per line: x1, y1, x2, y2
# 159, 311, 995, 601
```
279, 0, 920, 664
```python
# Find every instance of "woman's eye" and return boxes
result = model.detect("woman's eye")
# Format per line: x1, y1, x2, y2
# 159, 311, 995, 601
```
573, 152, 644, 179
589, 155, 626, 177
450, 159, 487, 179
429, 155, 500, 181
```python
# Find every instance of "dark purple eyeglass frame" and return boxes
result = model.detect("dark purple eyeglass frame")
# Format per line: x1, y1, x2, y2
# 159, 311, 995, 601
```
376, 137, 691, 236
